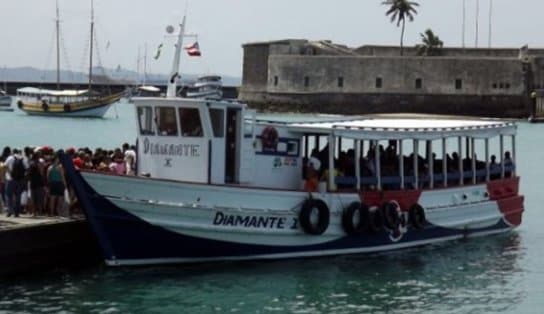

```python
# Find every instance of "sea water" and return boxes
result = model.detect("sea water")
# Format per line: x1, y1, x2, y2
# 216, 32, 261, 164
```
0, 103, 543, 313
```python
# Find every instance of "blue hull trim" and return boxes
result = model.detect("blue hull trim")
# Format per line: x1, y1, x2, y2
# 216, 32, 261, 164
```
60, 153, 512, 265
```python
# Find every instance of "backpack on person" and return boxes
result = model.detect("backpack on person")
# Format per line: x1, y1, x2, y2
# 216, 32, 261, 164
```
11, 158, 26, 180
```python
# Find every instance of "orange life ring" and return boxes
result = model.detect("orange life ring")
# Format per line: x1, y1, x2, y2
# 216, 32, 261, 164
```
261, 126, 279, 151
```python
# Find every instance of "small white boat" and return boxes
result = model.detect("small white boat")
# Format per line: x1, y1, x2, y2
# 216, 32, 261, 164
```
0, 90, 12, 112
186, 75, 223, 100
60, 14, 524, 267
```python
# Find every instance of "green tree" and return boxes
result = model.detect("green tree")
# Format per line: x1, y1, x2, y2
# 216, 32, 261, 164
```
416, 29, 444, 56
382, 0, 419, 56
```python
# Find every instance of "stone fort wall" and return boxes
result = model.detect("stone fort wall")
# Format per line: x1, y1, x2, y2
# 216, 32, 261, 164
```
239, 40, 543, 118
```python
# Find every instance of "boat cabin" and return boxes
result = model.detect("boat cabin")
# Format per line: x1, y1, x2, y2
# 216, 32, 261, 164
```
133, 97, 517, 192
17, 87, 92, 104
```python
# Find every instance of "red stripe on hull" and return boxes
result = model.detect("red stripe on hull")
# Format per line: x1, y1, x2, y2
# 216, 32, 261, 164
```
360, 190, 422, 210
496, 196, 524, 226
486, 177, 523, 226
487, 177, 519, 200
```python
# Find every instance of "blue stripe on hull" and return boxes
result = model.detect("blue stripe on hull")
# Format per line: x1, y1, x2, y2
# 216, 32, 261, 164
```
60, 153, 512, 265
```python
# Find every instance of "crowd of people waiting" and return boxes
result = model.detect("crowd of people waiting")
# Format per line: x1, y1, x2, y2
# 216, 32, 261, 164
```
304, 140, 514, 192
0, 143, 137, 218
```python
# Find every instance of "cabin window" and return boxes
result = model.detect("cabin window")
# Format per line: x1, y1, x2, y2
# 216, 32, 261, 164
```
137, 106, 154, 135
209, 108, 225, 138
179, 108, 203, 137
155, 107, 178, 136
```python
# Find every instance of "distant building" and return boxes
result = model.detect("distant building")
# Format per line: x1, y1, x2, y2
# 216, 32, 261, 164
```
239, 39, 544, 118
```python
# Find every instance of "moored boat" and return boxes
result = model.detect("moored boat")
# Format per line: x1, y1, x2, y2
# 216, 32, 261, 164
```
16, 87, 121, 117
186, 75, 223, 100
0, 89, 12, 112
16, 0, 122, 118
60, 14, 524, 267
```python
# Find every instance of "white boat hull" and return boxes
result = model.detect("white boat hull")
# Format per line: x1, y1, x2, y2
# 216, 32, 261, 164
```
61, 153, 524, 266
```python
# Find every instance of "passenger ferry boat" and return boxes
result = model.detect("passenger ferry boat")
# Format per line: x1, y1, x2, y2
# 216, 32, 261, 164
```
60, 17, 524, 267
186, 75, 223, 100
16, 1, 122, 118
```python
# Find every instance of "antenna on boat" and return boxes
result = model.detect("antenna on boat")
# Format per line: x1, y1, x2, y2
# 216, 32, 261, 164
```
166, 15, 186, 98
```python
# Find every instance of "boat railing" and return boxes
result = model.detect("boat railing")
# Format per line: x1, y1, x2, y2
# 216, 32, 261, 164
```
334, 165, 516, 189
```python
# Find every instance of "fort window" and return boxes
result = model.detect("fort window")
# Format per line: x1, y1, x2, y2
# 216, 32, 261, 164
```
304, 76, 310, 87
274, 76, 278, 86
415, 78, 422, 89
492, 83, 497, 89
338, 77, 344, 88
455, 79, 463, 90
505, 83, 511, 89
376, 77, 383, 89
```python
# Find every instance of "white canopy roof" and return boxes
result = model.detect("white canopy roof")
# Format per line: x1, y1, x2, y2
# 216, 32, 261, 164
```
286, 118, 517, 140
17, 87, 89, 97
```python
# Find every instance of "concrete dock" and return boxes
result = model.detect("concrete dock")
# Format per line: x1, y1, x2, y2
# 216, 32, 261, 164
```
0, 214, 100, 277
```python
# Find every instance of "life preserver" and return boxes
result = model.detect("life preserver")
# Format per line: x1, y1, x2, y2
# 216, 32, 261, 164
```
409, 203, 426, 230
342, 202, 369, 235
261, 126, 279, 151
381, 201, 402, 230
299, 198, 329, 235
368, 206, 383, 233
42, 101, 49, 111
64, 104, 71, 112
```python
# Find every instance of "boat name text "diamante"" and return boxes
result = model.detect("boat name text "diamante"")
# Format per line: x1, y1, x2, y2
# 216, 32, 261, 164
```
143, 138, 200, 157
213, 212, 287, 229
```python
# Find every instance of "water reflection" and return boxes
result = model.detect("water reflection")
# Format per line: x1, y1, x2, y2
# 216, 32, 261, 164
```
0, 233, 526, 314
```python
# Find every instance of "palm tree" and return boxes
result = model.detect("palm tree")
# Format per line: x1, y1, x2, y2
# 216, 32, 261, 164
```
382, 0, 419, 56
416, 29, 444, 56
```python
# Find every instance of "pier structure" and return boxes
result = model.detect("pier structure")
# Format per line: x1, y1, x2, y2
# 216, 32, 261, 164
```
239, 39, 544, 118
0, 215, 99, 277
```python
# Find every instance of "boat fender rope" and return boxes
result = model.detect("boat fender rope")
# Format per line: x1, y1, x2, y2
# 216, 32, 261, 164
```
342, 202, 369, 235
299, 199, 329, 235
408, 203, 426, 230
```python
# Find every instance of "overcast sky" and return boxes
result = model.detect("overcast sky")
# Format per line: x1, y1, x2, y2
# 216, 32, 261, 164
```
0, 0, 542, 78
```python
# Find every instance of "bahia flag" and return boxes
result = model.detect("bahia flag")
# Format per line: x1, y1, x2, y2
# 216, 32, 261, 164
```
184, 42, 202, 57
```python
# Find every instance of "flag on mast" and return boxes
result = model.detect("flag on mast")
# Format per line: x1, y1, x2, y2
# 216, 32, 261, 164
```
184, 42, 201, 57
154, 43, 164, 60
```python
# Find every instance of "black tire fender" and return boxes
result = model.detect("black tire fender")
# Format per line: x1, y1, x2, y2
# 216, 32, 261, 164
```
299, 199, 330, 235
342, 202, 369, 235
381, 201, 402, 230
409, 203, 426, 230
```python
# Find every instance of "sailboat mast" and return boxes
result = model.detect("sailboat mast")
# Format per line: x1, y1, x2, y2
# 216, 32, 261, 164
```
56, 0, 60, 90
166, 15, 186, 98
143, 43, 147, 86
88, 0, 94, 97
